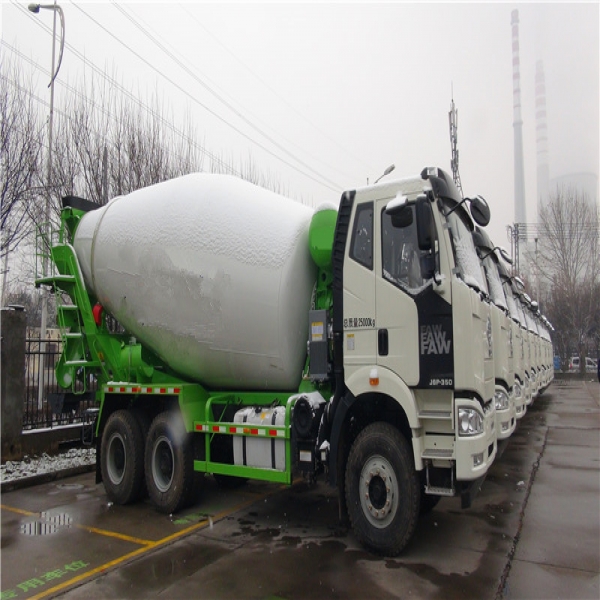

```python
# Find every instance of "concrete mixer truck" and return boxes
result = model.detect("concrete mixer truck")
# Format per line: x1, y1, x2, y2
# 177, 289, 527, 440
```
38, 167, 497, 556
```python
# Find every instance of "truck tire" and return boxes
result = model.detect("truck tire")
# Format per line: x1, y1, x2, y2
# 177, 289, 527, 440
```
345, 422, 420, 556
145, 412, 197, 514
101, 409, 146, 505
131, 408, 151, 499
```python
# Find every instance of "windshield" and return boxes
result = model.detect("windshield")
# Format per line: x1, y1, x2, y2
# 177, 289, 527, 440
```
482, 255, 507, 310
514, 295, 527, 327
524, 308, 538, 334
443, 201, 488, 294
502, 280, 520, 321
381, 206, 433, 295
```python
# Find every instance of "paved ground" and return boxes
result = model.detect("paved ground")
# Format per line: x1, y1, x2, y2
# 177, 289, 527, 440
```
1, 378, 598, 599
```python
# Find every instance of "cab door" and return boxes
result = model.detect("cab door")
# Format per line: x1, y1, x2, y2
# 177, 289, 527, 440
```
342, 201, 377, 378
375, 197, 455, 389
374, 199, 420, 386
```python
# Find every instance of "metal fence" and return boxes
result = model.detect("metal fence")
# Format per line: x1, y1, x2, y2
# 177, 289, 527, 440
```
24, 336, 99, 430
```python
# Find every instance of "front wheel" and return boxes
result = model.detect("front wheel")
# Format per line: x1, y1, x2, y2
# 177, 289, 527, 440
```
145, 412, 200, 514
345, 422, 420, 556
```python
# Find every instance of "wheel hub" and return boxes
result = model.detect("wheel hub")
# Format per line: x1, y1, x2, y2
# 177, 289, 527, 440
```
152, 435, 175, 493
359, 456, 398, 528
107, 433, 126, 485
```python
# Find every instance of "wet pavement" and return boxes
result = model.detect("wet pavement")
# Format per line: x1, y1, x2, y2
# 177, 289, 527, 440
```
1, 379, 598, 599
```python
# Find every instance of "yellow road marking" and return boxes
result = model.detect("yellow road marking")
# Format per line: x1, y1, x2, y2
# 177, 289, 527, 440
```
78, 525, 153, 546
0, 504, 36, 517
23, 486, 282, 600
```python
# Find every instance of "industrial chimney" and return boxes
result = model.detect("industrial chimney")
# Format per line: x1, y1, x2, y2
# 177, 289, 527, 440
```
535, 60, 550, 219
511, 9, 527, 225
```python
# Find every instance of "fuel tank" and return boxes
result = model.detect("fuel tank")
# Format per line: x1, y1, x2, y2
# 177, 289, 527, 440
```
73, 173, 317, 390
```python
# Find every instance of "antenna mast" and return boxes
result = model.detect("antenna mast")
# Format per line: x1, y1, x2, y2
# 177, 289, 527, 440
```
448, 91, 463, 196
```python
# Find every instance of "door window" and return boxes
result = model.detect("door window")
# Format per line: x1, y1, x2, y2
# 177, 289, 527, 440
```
381, 208, 428, 293
349, 202, 373, 270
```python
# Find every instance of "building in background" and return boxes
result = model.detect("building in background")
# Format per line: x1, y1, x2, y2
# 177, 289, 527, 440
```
549, 172, 599, 208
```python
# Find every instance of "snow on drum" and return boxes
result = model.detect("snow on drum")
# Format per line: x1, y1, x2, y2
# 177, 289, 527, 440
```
74, 173, 317, 390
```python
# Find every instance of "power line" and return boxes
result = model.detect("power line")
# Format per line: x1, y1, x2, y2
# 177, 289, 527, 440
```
1, 44, 214, 175
177, 3, 376, 177
69, 1, 343, 193
515, 223, 600, 237
112, 2, 358, 185
6, 5, 238, 176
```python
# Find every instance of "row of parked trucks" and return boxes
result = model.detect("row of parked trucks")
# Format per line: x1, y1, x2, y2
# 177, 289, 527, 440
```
39, 167, 553, 556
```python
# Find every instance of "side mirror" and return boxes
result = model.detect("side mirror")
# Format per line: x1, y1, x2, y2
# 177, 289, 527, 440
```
499, 247, 512, 264
472, 230, 486, 250
386, 194, 413, 228
416, 197, 435, 251
469, 195, 491, 227
391, 209, 413, 228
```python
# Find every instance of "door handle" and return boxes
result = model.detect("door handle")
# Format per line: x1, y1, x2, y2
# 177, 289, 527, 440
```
378, 329, 389, 356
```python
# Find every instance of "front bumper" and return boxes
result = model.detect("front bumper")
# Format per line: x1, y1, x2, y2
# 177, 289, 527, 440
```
495, 387, 516, 440
455, 398, 497, 481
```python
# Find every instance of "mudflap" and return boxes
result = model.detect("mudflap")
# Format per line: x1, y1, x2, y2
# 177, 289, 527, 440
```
82, 408, 99, 446
459, 473, 487, 509
95, 435, 102, 485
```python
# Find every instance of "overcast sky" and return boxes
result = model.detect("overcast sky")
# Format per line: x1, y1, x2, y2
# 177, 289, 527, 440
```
2, 1, 598, 247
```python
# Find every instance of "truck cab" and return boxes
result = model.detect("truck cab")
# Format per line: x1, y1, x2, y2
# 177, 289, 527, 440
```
497, 263, 527, 419
539, 316, 554, 388
513, 285, 533, 407
329, 167, 496, 553
521, 294, 540, 401
472, 229, 516, 440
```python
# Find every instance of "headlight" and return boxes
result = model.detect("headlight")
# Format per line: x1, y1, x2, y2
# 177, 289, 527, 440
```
513, 382, 522, 400
495, 389, 510, 411
458, 407, 484, 437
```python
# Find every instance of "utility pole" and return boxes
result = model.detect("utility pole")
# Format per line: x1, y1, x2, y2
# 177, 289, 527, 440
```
29, 1, 65, 409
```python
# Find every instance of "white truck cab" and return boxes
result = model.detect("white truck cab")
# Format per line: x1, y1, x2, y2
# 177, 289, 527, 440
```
512, 284, 533, 407
333, 168, 497, 545
473, 228, 516, 439
497, 263, 527, 419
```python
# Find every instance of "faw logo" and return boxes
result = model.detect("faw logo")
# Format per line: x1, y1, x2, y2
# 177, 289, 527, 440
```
420, 324, 451, 355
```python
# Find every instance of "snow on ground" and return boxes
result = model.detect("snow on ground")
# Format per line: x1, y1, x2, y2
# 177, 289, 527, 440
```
0, 448, 96, 483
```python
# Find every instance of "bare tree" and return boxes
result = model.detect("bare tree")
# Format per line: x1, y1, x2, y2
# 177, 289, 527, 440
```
3, 58, 295, 310
52, 72, 210, 204
538, 185, 599, 366
0, 57, 44, 261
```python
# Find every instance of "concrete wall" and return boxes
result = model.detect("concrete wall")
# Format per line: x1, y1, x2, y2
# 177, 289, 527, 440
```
1, 306, 26, 461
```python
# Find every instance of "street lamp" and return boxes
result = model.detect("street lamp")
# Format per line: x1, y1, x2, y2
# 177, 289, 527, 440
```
374, 164, 395, 184
28, 1, 65, 409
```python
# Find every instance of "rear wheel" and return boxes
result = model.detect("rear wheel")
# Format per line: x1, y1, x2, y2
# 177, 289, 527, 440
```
101, 410, 146, 505
145, 412, 201, 513
345, 422, 420, 556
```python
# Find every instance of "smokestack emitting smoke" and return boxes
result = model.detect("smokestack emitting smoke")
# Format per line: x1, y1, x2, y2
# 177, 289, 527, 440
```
535, 60, 550, 219
511, 9, 527, 225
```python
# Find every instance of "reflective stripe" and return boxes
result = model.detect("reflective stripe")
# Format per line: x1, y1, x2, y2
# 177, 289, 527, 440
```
104, 386, 182, 395
192, 422, 285, 438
